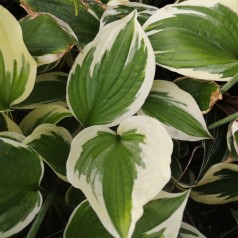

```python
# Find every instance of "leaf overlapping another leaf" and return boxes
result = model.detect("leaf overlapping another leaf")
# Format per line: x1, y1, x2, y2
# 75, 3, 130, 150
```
0, 5, 36, 111
139, 80, 212, 141
67, 10, 155, 127
144, 0, 238, 81
67, 115, 173, 238
0, 138, 44, 238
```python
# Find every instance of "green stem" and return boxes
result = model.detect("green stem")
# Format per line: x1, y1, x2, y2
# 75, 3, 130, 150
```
208, 112, 238, 130
221, 74, 238, 93
26, 191, 55, 238
73, 0, 80, 16
6, 110, 13, 121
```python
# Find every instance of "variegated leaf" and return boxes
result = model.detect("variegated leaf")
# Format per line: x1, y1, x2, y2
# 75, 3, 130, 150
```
175, 77, 222, 114
67, 115, 173, 238
0, 138, 44, 237
64, 190, 189, 238
133, 191, 190, 238
0, 6, 37, 111
0, 113, 23, 134
143, 0, 238, 81
67, 10, 155, 127
19, 104, 72, 135
101, 0, 158, 26
178, 222, 206, 238
139, 80, 212, 141
14, 72, 68, 109
191, 163, 238, 204
20, 13, 78, 66
24, 124, 72, 181
20, 0, 101, 48
37, 60, 60, 74
0, 132, 25, 142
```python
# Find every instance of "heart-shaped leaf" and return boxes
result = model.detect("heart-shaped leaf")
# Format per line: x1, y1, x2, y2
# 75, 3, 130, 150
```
0, 137, 44, 237
67, 115, 173, 238
143, 0, 238, 81
0, 6, 37, 111
67, 10, 155, 127
139, 80, 212, 141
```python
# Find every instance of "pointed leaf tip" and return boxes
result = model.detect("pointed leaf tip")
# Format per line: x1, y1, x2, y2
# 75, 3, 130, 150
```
67, 11, 155, 127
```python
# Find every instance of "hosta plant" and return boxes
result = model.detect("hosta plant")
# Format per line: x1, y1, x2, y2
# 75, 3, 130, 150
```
1, 0, 238, 237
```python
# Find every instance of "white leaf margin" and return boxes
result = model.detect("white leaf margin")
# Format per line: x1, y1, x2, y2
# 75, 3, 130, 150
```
1, 113, 23, 134
23, 123, 72, 182
0, 131, 25, 142
143, 0, 238, 81
0, 138, 44, 238
67, 10, 155, 127
138, 80, 212, 141
19, 104, 72, 135
142, 190, 190, 238
0, 6, 36, 106
179, 222, 206, 238
101, 0, 158, 28
66, 115, 173, 238
190, 163, 238, 204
